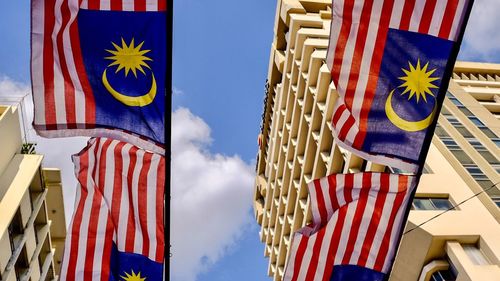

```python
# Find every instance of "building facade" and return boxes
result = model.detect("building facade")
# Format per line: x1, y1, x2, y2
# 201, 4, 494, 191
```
253, 1, 500, 280
0, 105, 66, 281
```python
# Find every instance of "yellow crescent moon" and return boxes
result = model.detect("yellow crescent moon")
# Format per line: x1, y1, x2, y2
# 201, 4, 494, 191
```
385, 89, 436, 132
102, 68, 157, 107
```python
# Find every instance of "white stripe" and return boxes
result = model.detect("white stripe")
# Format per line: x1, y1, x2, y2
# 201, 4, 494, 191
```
74, 141, 98, 279
309, 180, 321, 225
333, 200, 357, 264
103, 141, 118, 209
146, 0, 158, 11
333, 103, 351, 139
132, 150, 145, 254
52, 0, 67, 126
365, 189, 396, 268
337, 0, 364, 98
350, 185, 377, 264
335, 174, 346, 207
283, 232, 303, 281
31, 0, 46, 126
100, 0, 111, 10
122, 0, 135, 11
80, 0, 88, 9
408, 0, 425, 32
313, 212, 339, 281
117, 143, 132, 251
428, 0, 448, 37
350, 0, 384, 122
64, 0, 86, 124
320, 177, 334, 222
326, 0, 345, 71
382, 183, 414, 272
147, 154, 160, 259
449, 0, 467, 41
389, 0, 406, 29
296, 234, 317, 281
90, 140, 106, 280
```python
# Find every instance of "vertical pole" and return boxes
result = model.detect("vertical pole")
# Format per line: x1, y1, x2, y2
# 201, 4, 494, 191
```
165, 0, 173, 280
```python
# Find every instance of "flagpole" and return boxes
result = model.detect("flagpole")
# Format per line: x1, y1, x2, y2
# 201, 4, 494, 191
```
166, 0, 173, 280
384, 1, 475, 280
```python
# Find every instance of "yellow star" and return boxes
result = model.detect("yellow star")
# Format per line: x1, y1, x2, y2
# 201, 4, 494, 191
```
398, 59, 439, 103
105, 38, 152, 78
120, 269, 146, 281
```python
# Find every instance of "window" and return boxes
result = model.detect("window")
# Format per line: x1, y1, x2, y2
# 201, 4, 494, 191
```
431, 269, 456, 281
412, 197, 454, 210
445, 116, 461, 126
465, 138, 487, 151
492, 138, 500, 148
463, 164, 488, 180
463, 244, 491, 265
457, 106, 473, 116
468, 116, 485, 126
492, 197, 500, 208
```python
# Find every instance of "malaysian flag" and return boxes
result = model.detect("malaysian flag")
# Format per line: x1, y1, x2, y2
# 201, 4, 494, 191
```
326, 0, 473, 172
31, 0, 167, 154
283, 172, 417, 281
60, 138, 165, 280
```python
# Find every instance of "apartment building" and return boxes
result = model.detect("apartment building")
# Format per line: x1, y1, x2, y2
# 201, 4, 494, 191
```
0, 105, 66, 281
253, 1, 500, 280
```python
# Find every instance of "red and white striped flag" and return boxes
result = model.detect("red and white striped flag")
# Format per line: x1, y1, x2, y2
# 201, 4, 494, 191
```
60, 138, 165, 280
31, 0, 167, 154
284, 172, 417, 281
326, 0, 473, 172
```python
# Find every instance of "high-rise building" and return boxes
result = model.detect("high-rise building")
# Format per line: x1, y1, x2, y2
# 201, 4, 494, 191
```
0, 105, 66, 281
253, 1, 500, 280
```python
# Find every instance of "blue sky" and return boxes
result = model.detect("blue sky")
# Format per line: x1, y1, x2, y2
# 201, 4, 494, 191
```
1, 1, 500, 281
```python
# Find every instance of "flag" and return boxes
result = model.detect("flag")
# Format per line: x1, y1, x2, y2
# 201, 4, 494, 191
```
283, 172, 417, 281
326, 0, 473, 172
60, 138, 165, 280
31, 0, 167, 154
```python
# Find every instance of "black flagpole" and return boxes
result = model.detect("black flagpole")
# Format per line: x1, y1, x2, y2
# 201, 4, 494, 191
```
166, 0, 173, 280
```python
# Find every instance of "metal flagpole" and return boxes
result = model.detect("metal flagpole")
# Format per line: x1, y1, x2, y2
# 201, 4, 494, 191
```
166, 0, 173, 280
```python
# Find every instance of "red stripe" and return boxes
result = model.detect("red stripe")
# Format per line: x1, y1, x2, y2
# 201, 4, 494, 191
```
100, 217, 114, 281
332, 103, 346, 128
328, 175, 339, 211
158, 0, 166, 11
418, 0, 437, 34
321, 206, 348, 281
84, 139, 108, 279
135, 0, 146, 11
304, 228, 326, 280
68, 11, 95, 126
338, 114, 355, 141
341, 173, 371, 264
65, 153, 89, 280
56, 0, 77, 127
139, 153, 153, 257
292, 236, 310, 280
125, 146, 139, 252
88, 0, 100, 9
353, 0, 394, 148
331, 0, 355, 84
344, 0, 374, 110
314, 180, 328, 225
42, 0, 56, 127
438, 0, 459, 39
110, 0, 122, 10
398, 0, 415, 30
156, 157, 165, 261
343, 173, 354, 204
373, 176, 408, 271
357, 173, 390, 266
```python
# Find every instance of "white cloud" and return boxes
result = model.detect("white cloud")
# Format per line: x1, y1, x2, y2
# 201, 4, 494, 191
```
460, 0, 500, 62
1, 77, 257, 281
171, 108, 255, 281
